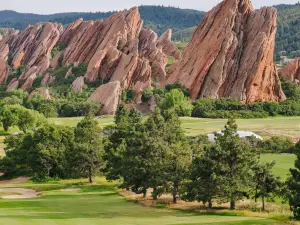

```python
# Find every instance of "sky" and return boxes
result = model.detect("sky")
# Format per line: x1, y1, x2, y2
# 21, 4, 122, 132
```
0, 0, 299, 14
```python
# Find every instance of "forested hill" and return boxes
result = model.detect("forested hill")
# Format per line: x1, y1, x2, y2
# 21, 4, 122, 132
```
275, 3, 300, 60
0, 4, 299, 59
0, 6, 205, 36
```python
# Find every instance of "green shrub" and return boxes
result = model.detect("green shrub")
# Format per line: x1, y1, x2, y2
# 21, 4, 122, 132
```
72, 63, 88, 77
160, 89, 193, 116
37, 102, 57, 118
263, 102, 280, 116
192, 98, 216, 117
142, 88, 154, 103
165, 83, 190, 97
122, 89, 136, 104
259, 136, 295, 153
60, 103, 77, 117
51, 43, 67, 59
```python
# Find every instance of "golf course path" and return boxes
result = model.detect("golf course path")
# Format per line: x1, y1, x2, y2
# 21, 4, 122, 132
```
0, 188, 38, 199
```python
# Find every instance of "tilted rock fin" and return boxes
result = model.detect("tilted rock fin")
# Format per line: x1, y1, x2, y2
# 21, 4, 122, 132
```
166, 0, 286, 103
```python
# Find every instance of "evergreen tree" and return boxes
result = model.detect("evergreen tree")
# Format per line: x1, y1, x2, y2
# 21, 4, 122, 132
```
70, 115, 104, 183
103, 106, 143, 182
253, 162, 282, 211
184, 145, 218, 208
213, 118, 259, 210
164, 110, 192, 203
287, 141, 300, 219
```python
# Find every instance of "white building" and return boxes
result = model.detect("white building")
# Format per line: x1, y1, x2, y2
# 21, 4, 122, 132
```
208, 131, 263, 143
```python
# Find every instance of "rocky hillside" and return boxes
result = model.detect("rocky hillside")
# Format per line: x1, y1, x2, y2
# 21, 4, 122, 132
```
166, 0, 286, 104
0, 2, 293, 115
0, 7, 181, 114
281, 58, 300, 84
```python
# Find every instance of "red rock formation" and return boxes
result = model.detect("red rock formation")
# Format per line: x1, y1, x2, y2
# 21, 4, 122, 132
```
6, 79, 19, 92
71, 76, 85, 93
41, 73, 56, 87
0, 28, 18, 38
29, 88, 51, 100
139, 29, 181, 85
0, 7, 181, 115
0, 58, 8, 84
166, 0, 285, 103
0, 41, 9, 84
56, 7, 179, 93
65, 68, 73, 78
21, 74, 37, 91
6, 23, 62, 74
50, 52, 62, 70
88, 81, 121, 115
0, 43, 9, 60
281, 58, 300, 84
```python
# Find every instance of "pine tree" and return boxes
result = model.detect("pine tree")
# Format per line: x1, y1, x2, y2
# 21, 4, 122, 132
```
184, 145, 218, 208
70, 115, 104, 183
213, 118, 259, 210
253, 162, 282, 211
287, 141, 300, 219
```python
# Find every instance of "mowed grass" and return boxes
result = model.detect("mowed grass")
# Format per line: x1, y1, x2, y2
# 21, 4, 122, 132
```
180, 117, 300, 138
0, 179, 280, 225
260, 154, 296, 180
48, 116, 300, 139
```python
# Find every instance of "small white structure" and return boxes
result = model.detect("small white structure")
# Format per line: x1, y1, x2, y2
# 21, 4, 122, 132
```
208, 131, 263, 143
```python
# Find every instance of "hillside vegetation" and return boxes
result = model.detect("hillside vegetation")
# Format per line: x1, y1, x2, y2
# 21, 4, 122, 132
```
0, 6, 205, 36
275, 3, 300, 59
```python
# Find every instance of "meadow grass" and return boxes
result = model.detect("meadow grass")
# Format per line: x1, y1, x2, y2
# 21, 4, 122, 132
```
0, 178, 282, 225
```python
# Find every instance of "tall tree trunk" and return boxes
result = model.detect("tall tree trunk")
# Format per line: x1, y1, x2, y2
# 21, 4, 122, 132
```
173, 181, 179, 204
153, 187, 158, 200
262, 196, 265, 211
230, 199, 235, 210
208, 199, 213, 209
88, 166, 93, 183
143, 188, 147, 198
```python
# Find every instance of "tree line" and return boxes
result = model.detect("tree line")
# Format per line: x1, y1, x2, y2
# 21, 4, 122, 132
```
138, 80, 300, 119
1, 105, 300, 218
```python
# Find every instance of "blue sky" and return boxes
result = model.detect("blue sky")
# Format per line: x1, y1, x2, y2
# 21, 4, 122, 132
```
0, 0, 299, 14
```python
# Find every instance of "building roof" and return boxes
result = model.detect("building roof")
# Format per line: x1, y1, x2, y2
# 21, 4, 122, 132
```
208, 131, 263, 142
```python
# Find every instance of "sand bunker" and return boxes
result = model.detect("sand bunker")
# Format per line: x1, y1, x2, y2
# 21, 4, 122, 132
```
0, 188, 38, 199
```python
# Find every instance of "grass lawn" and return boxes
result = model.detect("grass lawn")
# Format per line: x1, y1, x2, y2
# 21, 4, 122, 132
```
260, 154, 296, 180
48, 116, 300, 139
0, 178, 281, 225
180, 117, 300, 139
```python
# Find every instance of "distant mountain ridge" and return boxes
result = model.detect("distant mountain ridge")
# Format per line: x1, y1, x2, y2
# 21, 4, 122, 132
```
0, 4, 299, 59
0, 6, 205, 36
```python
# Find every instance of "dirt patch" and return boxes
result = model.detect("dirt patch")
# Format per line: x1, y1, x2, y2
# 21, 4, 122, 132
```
0, 177, 31, 185
0, 188, 38, 199
119, 189, 290, 214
